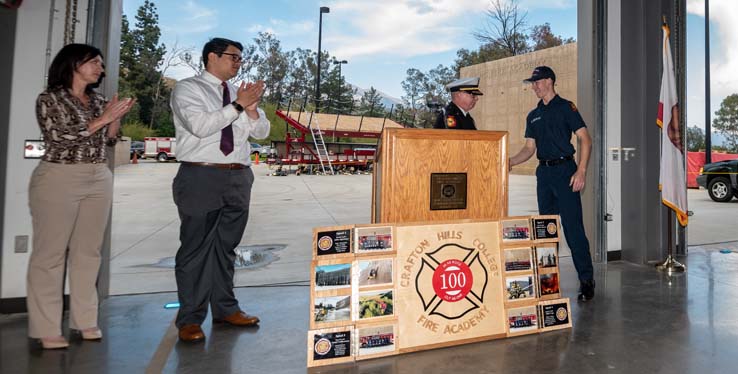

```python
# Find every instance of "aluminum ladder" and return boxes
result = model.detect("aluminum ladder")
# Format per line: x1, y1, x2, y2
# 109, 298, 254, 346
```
308, 113, 334, 175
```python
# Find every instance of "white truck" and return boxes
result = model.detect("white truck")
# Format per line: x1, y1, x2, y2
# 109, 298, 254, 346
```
144, 137, 177, 162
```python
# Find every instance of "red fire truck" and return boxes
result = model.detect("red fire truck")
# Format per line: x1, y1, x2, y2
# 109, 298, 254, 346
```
143, 137, 177, 162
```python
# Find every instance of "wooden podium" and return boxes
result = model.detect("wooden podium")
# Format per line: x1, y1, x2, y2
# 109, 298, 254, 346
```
372, 128, 508, 223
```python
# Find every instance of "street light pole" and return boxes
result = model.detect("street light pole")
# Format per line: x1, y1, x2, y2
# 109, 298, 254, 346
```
334, 59, 347, 95
315, 6, 330, 113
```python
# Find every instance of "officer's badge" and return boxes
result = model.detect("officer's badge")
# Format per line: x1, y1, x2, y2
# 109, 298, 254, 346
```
569, 102, 578, 112
446, 116, 457, 128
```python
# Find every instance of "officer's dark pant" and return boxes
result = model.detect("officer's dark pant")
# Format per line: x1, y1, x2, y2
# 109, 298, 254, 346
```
172, 163, 254, 327
536, 160, 594, 282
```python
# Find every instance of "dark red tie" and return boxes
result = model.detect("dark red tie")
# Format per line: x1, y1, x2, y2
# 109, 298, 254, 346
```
220, 81, 234, 156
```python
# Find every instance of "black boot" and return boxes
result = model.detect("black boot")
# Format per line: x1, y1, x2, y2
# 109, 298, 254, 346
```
578, 279, 595, 301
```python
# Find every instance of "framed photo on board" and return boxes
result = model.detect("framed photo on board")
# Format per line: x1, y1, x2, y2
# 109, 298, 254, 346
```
505, 275, 536, 302
354, 226, 394, 254
312, 295, 352, 328
504, 247, 533, 272
314, 262, 352, 292
356, 323, 398, 360
538, 272, 560, 298
356, 289, 394, 321
506, 305, 539, 336
501, 218, 532, 243
357, 258, 394, 289
535, 246, 558, 269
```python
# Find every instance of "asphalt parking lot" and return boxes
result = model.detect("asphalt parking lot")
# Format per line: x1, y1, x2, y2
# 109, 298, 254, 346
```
109, 160, 738, 295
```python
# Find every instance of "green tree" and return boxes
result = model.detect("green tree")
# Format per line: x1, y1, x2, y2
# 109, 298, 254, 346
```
121, 121, 157, 140
425, 64, 455, 104
283, 48, 315, 104
530, 23, 575, 51
686, 126, 705, 152
245, 32, 289, 103
321, 62, 355, 114
454, 44, 509, 71
119, 0, 167, 132
400, 65, 455, 128
713, 94, 738, 152
358, 87, 385, 117
401, 68, 428, 113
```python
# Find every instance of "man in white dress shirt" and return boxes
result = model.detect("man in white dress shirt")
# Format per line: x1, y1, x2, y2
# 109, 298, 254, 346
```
170, 37, 270, 343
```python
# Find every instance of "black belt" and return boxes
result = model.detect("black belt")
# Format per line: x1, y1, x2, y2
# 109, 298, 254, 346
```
538, 156, 573, 166
182, 161, 249, 170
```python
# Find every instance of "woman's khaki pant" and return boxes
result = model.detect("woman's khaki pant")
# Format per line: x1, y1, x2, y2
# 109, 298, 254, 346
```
26, 161, 112, 338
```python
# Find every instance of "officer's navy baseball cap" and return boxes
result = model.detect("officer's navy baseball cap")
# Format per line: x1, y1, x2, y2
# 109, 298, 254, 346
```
446, 77, 483, 95
523, 66, 556, 83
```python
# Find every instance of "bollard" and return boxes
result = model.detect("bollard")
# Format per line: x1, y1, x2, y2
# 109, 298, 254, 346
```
132, 152, 138, 164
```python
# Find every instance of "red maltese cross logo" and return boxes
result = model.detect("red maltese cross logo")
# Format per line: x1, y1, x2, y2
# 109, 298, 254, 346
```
415, 243, 488, 320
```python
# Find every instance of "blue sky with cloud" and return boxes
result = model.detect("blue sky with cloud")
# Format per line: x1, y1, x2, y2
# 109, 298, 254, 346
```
124, 0, 733, 141
123, 0, 578, 98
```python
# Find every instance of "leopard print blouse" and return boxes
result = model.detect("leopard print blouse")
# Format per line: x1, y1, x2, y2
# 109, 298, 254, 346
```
36, 88, 118, 164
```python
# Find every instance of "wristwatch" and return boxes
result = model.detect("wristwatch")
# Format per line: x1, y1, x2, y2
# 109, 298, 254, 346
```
231, 101, 244, 113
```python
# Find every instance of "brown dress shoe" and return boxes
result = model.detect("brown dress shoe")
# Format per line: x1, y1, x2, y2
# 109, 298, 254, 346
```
213, 311, 260, 326
178, 324, 205, 343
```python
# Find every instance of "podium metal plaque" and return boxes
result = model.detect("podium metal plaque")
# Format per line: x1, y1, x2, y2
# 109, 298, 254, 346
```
430, 173, 467, 210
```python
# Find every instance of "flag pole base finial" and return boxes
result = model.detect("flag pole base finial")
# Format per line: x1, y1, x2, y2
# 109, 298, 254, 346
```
655, 255, 686, 274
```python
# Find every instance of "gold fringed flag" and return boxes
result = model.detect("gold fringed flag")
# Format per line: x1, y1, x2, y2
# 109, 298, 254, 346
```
656, 23, 688, 226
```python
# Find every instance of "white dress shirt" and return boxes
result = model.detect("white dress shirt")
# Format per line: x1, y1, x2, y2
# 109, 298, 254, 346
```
170, 71, 271, 165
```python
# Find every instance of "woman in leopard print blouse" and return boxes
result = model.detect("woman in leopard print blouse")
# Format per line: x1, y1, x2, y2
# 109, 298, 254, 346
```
26, 44, 135, 349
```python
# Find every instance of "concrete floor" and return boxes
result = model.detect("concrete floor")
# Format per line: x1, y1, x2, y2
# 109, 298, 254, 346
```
110, 160, 737, 295
2, 247, 738, 373
110, 161, 561, 295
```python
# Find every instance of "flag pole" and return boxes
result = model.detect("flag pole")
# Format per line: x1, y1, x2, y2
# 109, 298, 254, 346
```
655, 15, 686, 274
656, 208, 686, 274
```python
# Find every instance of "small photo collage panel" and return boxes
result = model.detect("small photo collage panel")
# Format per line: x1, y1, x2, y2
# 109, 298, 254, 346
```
535, 245, 560, 300
310, 224, 398, 362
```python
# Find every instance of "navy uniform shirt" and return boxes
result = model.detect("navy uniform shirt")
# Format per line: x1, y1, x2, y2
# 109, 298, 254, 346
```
524, 95, 586, 160
434, 102, 477, 130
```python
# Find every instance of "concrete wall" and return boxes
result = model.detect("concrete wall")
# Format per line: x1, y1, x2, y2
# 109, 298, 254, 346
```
460, 43, 578, 176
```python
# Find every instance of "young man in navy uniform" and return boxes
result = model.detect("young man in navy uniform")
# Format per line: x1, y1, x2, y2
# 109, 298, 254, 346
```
509, 66, 595, 301
433, 77, 483, 130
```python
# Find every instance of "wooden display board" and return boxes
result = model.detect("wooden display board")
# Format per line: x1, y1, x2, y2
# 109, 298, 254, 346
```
394, 221, 506, 351
307, 217, 570, 368
371, 128, 508, 224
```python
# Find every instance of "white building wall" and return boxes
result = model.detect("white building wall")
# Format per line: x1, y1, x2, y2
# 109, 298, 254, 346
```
606, 0, 623, 253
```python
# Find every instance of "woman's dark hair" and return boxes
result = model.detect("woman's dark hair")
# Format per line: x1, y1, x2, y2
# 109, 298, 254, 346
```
47, 43, 104, 92
202, 37, 243, 68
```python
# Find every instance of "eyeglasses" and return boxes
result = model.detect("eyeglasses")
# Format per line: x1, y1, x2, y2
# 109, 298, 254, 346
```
220, 52, 243, 63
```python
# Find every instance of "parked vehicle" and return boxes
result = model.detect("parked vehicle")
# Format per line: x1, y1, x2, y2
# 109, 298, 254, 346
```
130, 141, 144, 159
250, 142, 275, 157
144, 137, 177, 162
696, 159, 738, 202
